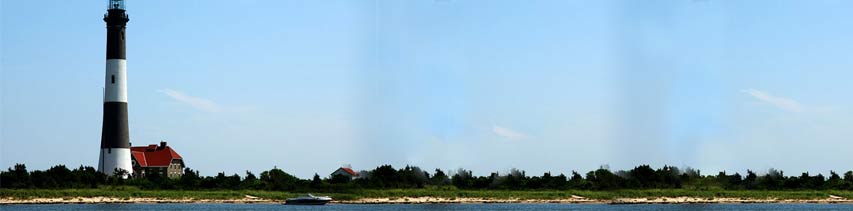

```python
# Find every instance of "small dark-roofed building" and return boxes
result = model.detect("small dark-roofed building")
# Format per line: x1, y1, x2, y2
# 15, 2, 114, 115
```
130, 141, 184, 179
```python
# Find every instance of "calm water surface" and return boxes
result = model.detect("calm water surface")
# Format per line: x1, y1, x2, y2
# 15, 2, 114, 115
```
2, 204, 852, 211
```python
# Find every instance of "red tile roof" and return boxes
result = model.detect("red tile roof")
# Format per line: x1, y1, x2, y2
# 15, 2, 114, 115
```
132, 151, 148, 166
131, 145, 182, 167
339, 167, 358, 176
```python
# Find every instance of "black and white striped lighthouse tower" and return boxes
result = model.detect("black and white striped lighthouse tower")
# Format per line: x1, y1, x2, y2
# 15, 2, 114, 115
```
98, 0, 132, 177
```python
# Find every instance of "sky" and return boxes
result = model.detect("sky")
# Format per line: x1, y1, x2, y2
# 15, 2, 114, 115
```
2, 0, 852, 178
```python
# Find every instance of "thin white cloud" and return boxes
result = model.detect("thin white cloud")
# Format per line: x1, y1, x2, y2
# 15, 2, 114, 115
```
741, 89, 802, 112
492, 126, 527, 140
158, 89, 222, 112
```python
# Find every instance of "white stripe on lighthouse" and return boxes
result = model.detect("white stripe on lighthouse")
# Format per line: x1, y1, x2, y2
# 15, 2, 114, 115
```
98, 148, 133, 178
104, 59, 127, 103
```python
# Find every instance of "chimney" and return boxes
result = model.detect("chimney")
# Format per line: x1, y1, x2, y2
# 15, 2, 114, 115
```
159, 141, 167, 149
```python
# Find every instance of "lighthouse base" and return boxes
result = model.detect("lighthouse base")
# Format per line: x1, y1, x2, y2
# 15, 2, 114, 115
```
98, 148, 132, 178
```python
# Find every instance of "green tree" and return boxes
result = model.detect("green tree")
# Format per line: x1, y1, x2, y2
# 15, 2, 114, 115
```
242, 171, 261, 189
179, 168, 201, 189
568, 171, 588, 189
260, 167, 301, 191
0, 164, 32, 188
311, 173, 323, 187
451, 168, 474, 189
430, 169, 449, 186
586, 167, 620, 190
369, 165, 399, 188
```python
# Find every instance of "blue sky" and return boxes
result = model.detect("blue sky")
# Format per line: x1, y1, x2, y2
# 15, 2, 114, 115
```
2, 0, 852, 178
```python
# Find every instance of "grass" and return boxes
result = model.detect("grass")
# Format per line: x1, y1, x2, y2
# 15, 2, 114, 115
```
2, 187, 852, 201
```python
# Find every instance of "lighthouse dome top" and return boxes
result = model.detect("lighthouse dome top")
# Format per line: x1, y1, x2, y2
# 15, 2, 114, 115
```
109, 0, 125, 10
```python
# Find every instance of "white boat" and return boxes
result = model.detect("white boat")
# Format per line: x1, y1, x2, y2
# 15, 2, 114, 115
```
284, 194, 333, 205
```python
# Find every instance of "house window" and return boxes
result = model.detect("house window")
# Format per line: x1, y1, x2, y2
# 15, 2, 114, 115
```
111, 75, 115, 84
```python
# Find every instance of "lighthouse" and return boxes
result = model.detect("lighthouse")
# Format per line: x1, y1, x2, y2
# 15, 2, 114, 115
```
98, 0, 132, 177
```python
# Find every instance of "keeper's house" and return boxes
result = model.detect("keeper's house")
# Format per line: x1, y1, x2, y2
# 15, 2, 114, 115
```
330, 167, 359, 180
130, 141, 184, 179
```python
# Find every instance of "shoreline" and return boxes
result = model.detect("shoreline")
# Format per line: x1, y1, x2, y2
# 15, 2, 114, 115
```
2, 196, 851, 205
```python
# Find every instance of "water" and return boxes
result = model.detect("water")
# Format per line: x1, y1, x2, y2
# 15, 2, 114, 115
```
2, 204, 852, 211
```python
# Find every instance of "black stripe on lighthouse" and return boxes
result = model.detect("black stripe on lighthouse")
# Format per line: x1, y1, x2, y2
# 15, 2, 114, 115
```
104, 9, 127, 60
101, 103, 129, 148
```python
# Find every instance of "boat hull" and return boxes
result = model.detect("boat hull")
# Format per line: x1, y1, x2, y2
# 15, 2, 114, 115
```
285, 199, 331, 205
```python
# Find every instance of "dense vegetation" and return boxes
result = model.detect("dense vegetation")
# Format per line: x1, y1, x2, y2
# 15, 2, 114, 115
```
2, 164, 852, 192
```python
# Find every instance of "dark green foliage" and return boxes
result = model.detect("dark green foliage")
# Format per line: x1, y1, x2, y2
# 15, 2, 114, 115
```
353, 165, 428, 188
329, 173, 351, 184
0, 164, 32, 188
826, 171, 848, 190
450, 168, 474, 188
241, 171, 261, 189
366, 165, 398, 188
568, 171, 588, 189
430, 169, 449, 186
1, 164, 107, 189
844, 171, 853, 183
744, 170, 758, 189
586, 167, 622, 190
310, 173, 323, 188
2, 163, 852, 191
259, 168, 301, 191
203, 173, 241, 190
179, 168, 201, 189
397, 166, 428, 188
537, 172, 568, 190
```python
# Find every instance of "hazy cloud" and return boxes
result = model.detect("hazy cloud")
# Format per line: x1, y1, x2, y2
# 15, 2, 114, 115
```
158, 89, 222, 112
492, 126, 527, 140
741, 89, 802, 112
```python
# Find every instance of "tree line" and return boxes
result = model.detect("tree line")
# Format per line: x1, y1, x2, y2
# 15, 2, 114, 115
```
2, 163, 852, 191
